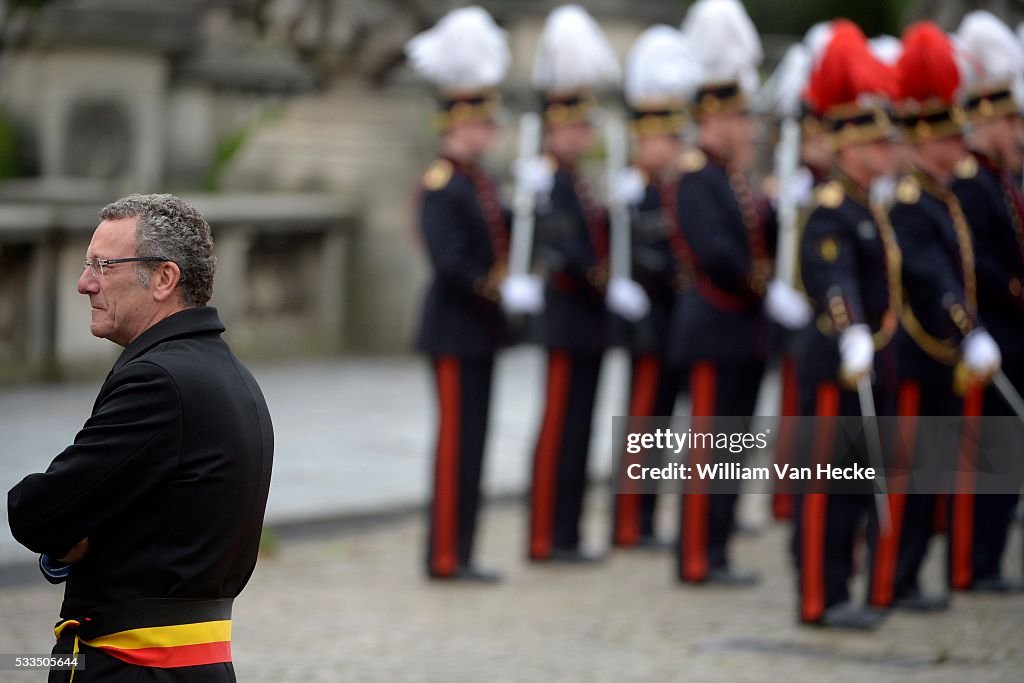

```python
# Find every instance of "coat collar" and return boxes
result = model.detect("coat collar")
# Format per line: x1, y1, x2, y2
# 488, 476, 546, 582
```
111, 307, 226, 373
968, 149, 1002, 176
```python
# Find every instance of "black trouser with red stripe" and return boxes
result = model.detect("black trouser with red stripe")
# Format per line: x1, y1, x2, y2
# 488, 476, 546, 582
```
948, 354, 1023, 589
612, 352, 681, 547
793, 381, 879, 623
868, 363, 960, 608
676, 358, 764, 582
981, 356, 1022, 583
950, 489, 1019, 588
426, 354, 494, 577
530, 349, 603, 559
773, 355, 801, 521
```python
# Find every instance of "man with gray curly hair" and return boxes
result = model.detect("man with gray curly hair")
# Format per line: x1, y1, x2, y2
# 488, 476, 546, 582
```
8, 193, 274, 682
99, 193, 217, 309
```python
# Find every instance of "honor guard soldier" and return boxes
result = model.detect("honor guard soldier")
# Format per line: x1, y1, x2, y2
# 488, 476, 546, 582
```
757, 22, 838, 522
524, 5, 634, 563
610, 25, 699, 550
949, 10, 1024, 593
870, 22, 1002, 612
792, 21, 901, 629
667, 0, 811, 585
406, 7, 543, 582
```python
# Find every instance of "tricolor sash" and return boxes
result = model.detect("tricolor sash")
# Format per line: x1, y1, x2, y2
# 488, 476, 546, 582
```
54, 598, 232, 670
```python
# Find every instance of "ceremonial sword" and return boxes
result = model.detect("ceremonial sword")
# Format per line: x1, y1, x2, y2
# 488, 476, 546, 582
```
604, 115, 631, 281
992, 370, 1024, 424
857, 376, 892, 536
509, 112, 542, 279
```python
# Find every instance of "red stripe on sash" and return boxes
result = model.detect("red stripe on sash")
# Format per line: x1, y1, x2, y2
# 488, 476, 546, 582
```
100, 641, 232, 669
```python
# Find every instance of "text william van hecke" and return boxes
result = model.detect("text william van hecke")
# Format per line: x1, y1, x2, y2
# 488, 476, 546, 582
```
696, 463, 875, 481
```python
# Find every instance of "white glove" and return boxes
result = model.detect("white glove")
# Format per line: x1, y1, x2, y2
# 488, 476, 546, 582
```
780, 166, 814, 209
839, 324, 874, 383
500, 274, 545, 315
513, 156, 555, 197
961, 329, 1002, 376
764, 279, 812, 330
610, 167, 646, 206
870, 175, 898, 206
606, 276, 651, 322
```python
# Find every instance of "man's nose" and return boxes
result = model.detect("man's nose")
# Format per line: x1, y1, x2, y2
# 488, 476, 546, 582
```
78, 267, 99, 295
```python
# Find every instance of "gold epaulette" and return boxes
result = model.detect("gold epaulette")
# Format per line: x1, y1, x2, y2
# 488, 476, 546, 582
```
815, 180, 844, 209
895, 176, 921, 205
422, 159, 453, 191
954, 155, 978, 180
679, 149, 706, 173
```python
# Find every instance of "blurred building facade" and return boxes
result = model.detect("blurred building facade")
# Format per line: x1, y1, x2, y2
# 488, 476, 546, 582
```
0, 0, 348, 381
0, 0, 1011, 381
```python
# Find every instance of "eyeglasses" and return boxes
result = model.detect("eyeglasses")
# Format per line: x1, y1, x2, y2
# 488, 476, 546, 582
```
83, 257, 171, 277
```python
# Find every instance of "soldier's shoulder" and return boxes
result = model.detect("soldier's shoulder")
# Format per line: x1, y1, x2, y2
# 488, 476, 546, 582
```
953, 154, 978, 180
422, 158, 455, 191
895, 176, 921, 205
813, 180, 845, 210
678, 148, 708, 174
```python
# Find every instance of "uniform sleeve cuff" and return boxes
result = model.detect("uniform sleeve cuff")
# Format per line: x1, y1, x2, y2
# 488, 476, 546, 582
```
39, 554, 72, 580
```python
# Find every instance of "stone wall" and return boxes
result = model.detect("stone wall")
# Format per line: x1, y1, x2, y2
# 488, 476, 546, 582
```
0, 193, 356, 383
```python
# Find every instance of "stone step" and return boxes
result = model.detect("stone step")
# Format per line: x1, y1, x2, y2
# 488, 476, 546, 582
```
271, 89, 429, 122
224, 87, 433, 192
255, 128, 418, 148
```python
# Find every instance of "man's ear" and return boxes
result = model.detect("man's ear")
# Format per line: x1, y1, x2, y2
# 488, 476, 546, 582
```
151, 261, 182, 303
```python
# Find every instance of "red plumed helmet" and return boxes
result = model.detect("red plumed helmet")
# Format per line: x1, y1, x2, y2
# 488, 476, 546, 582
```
897, 22, 961, 104
805, 19, 898, 116
895, 21, 966, 140
803, 19, 896, 145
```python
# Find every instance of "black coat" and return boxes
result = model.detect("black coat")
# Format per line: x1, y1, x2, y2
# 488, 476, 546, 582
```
414, 157, 509, 357
952, 152, 1024, 358
890, 170, 978, 378
795, 176, 900, 392
621, 179, 678, 353
7, 307, 274, 619
666, 150, 775, 364
534, 163, 610, 353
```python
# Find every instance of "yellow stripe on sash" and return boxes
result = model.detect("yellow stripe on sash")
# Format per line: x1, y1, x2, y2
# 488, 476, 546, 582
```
84, 620, 231, 650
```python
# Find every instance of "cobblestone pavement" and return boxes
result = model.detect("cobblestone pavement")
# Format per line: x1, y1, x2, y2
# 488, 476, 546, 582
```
1, 494, 1021, 683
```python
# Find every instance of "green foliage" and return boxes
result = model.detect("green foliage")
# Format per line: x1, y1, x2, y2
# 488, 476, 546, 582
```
203, 105, 284, 192
15, 1, 55, 9
693, 0, 915, 37
204, 127, 251, 192
259, 526, 280, 559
